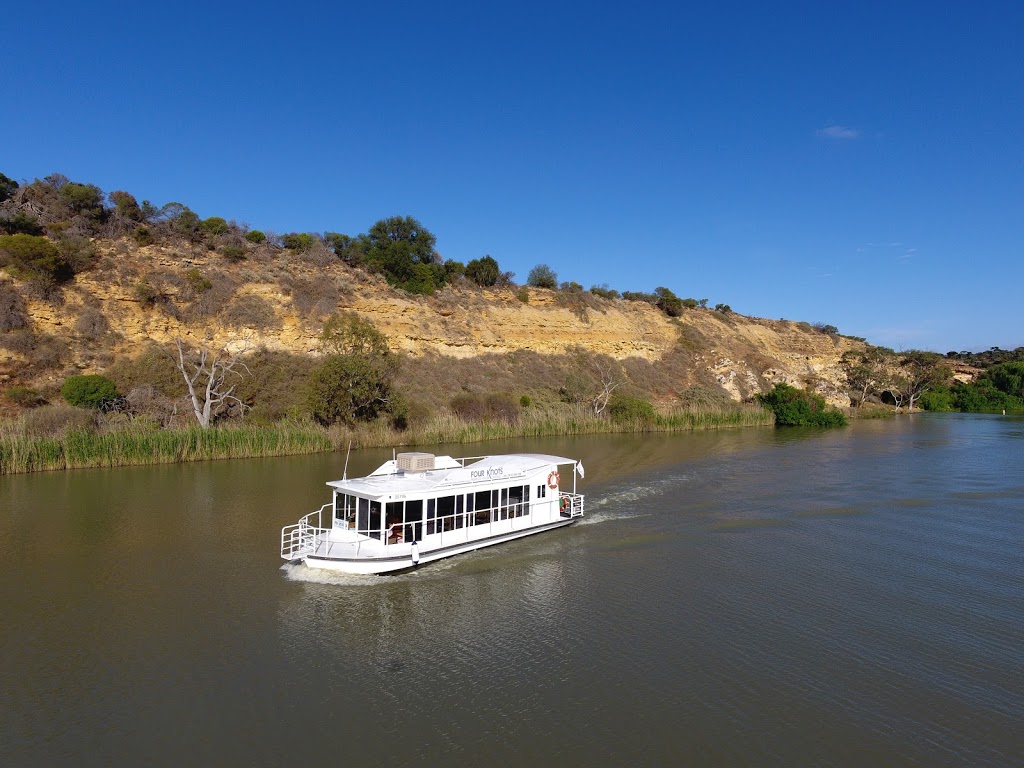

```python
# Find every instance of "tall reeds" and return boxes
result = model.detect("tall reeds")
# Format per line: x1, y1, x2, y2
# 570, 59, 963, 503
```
0, 403, 772, 475
0, 420, 331, 474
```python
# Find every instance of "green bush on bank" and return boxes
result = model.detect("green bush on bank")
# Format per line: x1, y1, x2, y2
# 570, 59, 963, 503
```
756, 383, 847, 427
61, 374, 119, 409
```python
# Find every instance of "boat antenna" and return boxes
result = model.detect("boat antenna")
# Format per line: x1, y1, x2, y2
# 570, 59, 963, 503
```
342, 441, 352, 481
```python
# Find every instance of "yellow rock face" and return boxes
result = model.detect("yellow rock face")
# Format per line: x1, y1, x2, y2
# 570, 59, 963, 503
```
2, 241, 866, 406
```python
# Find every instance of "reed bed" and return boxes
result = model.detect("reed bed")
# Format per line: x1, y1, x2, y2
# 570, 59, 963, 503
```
0, 421, 331, 474
0, 403, 772, 475
328, 402, 774, 450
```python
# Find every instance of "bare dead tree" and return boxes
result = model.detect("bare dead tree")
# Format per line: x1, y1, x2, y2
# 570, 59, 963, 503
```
173, 337, 250, 428
883, 378, 907, 413
590, 357, 622, 416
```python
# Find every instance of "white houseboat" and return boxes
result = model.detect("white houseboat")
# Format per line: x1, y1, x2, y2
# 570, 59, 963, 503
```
281, 452, 585, 574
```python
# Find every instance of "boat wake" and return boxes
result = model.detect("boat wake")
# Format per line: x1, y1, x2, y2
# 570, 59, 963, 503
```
280, 561, 390, 586
577, 474, 689, 526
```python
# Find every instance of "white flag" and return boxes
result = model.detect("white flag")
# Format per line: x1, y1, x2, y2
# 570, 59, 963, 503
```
576, 461, 585, 478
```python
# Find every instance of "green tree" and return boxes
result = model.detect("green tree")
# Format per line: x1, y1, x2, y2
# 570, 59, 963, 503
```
654, 286, 683, 317
109, 190, 143, 221
899, 350, 948, 411
59, 182, 105, 221
756, 382, 847, 427
324, 232, 364, 263
307, 313, 399, 426
363, 216, 440, 294
201, 216, 230, 236
320, 312, 391, 357
465, 255, 500, 286
61, 374, 119, 409
281, 232, 318, 251
527, 264, 557, 289
841, 347, 892, 407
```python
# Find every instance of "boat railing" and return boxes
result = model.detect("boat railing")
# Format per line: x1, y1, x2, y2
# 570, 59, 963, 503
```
281, 503, 331, 560
560, 492, 585, 517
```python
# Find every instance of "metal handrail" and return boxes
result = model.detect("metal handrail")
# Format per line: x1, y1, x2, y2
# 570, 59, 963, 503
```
559, 491, 585, 517
281, 503, 331, 560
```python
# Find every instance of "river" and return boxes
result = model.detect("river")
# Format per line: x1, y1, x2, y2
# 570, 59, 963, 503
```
2, 414, 1023, 766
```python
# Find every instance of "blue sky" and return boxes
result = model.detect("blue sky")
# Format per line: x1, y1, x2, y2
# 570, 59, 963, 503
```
4, 1, 1022, 352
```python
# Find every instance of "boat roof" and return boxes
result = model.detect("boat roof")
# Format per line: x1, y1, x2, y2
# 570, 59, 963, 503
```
326, 453, 576, 499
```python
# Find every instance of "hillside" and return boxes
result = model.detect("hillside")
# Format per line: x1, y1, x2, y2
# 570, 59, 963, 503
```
1, 238, 866, 413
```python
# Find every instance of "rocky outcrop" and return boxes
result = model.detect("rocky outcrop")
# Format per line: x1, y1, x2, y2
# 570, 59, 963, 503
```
1, 241, 866, 406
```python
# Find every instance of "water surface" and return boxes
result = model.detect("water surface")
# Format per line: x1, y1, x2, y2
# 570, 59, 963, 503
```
2, 415, 1022, 766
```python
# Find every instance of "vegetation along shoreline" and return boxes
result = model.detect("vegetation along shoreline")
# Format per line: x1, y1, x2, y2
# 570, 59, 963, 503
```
2, 171, 1022, 474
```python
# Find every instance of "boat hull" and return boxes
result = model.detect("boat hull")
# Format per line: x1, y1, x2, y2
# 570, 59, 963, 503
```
299, 517, 579, 575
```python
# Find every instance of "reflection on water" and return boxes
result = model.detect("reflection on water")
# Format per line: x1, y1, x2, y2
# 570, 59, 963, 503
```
2, 415, 1024, 766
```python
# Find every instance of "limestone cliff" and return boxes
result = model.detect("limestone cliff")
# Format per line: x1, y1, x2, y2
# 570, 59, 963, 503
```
1, 241, 865, 406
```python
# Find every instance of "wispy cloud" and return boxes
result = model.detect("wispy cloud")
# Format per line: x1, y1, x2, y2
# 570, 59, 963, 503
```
817, 124, 860, 140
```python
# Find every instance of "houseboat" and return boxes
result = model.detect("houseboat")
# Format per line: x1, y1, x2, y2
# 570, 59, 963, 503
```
281, 452, 585, 574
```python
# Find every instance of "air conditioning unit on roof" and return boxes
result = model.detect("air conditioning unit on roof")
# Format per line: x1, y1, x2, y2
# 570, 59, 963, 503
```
397, 452, 435, 472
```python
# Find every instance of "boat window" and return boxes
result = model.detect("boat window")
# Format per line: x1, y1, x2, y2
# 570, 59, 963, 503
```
508, 486, 524, 517
385, 502, 403, 543
474, 490, 492, 524
438, 495, 456, 531
500, 488, 509, 520
406, 499, 423, 541
356, 497, 369, 533
335, 494, 356, 526
368, 501, 382, 540
356, 499, 382, 540
426, 498, 436, 535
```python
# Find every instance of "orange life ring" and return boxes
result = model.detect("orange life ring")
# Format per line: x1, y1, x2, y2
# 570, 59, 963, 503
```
547, 471, 560, 489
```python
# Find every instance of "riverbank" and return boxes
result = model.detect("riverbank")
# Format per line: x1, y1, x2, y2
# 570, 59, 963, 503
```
0, 402, 774, 474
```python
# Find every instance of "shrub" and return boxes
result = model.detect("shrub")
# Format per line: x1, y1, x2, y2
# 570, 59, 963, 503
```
133, 279, 160, 307
516, 286, 530, 303
281, 232, 318, 252
185, 268, 212, 294
75, 306, 109, 340
4, 386, 46, 408
654, 287, 683, 317
201, 216, 230, 236
607, 394, 656, 424
56, 237, 97, 273
590, 284, 620, 300
449, 392, 520, 423
0, 212, 44, 235
755, 382, 847, 427
715, 303, 732, 313
245, 230, 267, 244
520, 394, 532, 407
61, 374, 119, 409
0, 280, 28, 331
527, 264, 558, 289
132, 226, 154, 246
219, 245, 247, 262
222, 294, 280, 329
23, 403, 97, 437
0, 234, 74, 285
465, 255, 500, 287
